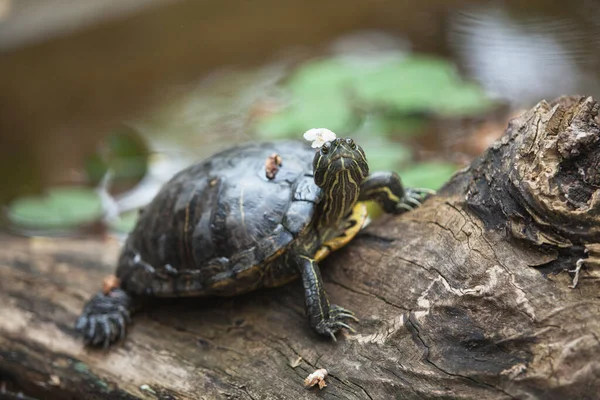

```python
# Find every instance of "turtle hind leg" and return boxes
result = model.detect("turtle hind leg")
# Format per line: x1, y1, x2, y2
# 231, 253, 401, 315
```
75, 282, 135, 348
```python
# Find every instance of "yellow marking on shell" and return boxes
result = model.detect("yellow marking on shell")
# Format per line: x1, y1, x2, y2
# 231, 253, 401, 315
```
209, 273, 260, 297
184, 201, 190, 235
236, 264, 263, 278
314, 202, 368, 262
264, 247, 287, 263
183, 193, 193, 265
263, 273, 299, 288
210, 278, 235, 290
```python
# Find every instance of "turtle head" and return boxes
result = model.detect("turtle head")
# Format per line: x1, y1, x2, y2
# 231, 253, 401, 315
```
313, 137, 369, 193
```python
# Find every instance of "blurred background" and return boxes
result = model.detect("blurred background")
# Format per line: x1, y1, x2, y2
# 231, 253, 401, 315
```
1, 0, 599, 237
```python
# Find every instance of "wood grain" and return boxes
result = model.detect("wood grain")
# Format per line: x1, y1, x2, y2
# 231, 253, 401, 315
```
1, 96, 599, 399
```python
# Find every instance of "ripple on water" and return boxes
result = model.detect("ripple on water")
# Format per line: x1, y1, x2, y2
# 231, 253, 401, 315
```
447, 2, 600, 105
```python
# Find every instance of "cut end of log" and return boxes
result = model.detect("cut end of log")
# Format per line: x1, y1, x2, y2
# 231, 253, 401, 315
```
466, 95, 600, 248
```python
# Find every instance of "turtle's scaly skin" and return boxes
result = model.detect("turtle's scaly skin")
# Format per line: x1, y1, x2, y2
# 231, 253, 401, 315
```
76, 138, 430, 347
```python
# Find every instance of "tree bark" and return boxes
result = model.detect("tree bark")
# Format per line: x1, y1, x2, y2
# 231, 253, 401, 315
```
1, 95, 599, 400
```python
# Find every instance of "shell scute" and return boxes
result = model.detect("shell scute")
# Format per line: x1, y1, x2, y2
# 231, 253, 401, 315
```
117, 140, 319, 296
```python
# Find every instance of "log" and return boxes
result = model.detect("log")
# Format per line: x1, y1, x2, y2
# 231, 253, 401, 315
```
1, 95, 599, 400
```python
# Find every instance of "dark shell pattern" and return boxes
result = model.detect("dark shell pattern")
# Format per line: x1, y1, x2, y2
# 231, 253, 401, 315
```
116, 140, 324, 297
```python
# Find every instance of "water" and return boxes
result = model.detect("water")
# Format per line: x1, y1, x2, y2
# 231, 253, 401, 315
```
447, 2, 600, 105
2, 0, 600, 233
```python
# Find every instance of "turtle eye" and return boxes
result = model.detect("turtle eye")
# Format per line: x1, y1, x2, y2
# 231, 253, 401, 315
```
346, 138, 356, 149
321, 142, 331, 155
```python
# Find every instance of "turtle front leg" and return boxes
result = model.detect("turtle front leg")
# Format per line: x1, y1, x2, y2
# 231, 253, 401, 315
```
296, 255, 358, 341
359, 171, 434, 214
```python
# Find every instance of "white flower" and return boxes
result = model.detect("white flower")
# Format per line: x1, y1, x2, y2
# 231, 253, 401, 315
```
303, 128, 337, 148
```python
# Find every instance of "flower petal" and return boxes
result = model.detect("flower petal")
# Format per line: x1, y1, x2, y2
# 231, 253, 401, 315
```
303, 129, 318, 141
321, 129, 336, 142
303, 128, 337, 148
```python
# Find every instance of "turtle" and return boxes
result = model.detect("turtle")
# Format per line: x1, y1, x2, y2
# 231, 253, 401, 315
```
76, 137, 430, 347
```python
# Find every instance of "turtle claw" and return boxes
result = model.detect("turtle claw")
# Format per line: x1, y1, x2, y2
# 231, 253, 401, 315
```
329, 331, 337, 342
395, 188, 435, 214
98, 318, 113, 348
329, 305, 359, 322
412, 187, 437, 196
315, 304, 358, 340
330, 305, 355, 315
407, 187, 435, 200
332, 313, 359, 322
405, 196, 422, 207
75, 288, 132, 348
333, 322, 356, 333
397, 203, 415, 212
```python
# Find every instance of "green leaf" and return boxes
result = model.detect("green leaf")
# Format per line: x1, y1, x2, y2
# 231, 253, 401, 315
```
7, 187, 104, 230
354, 55, 493, 116
254, 58, 364, 138
84, 153, 108, 185
256, 93, 353, 139
255, 112, 302, 139
85, 125, 149, 187
254, 54, 493, 139
360, 140, 413, 172
399, 162, 459, 190
354, 114, 429, 138
285, 58, 362, 96
106, 126, 149, 181
108, 210, 139, 234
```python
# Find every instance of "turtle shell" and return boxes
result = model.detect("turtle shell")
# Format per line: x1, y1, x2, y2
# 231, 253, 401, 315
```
116, 140, 323, 296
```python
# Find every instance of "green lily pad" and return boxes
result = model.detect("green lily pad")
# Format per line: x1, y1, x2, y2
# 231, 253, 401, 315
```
399, 162, 460, 191
254, 58, 364, 138
108, 210, 139, 234
360, 140, 412, 172
257, 93, 353, 139
7, 187, 104, 230
254, 54, 493, 139
354, 114, 429, 139
85, 125, 149, 188
354, 55, 493, 116
285, 58, 363, 96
